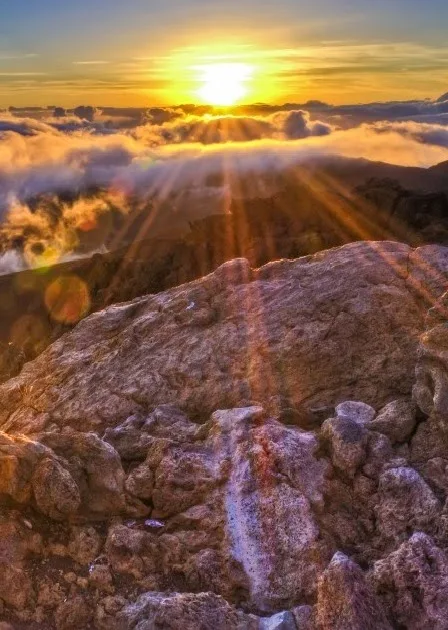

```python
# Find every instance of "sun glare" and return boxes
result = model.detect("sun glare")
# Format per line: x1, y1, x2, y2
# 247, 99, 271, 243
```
196, 62, 253, 106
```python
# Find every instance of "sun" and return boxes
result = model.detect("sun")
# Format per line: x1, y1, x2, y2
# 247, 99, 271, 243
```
196, 62, 253, 106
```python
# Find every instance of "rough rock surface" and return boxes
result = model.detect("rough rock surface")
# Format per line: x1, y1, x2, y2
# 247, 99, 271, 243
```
0, 242, 446, 628
1, 241, 447, 436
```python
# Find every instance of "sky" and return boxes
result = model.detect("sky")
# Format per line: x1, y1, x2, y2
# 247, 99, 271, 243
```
0, 0, 448, 107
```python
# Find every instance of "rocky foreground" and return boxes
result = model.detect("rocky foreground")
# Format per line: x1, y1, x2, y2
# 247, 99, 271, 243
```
0, 241, 447, 628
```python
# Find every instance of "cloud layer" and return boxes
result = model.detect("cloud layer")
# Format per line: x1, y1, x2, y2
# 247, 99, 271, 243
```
1, 100, 448, 275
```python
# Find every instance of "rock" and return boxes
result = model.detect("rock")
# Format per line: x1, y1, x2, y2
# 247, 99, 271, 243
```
105, 524, 150, 579
152, 447, 216, 518
321, 416, 368, 477
117, 591, 248, 630
211, 408, 329, 611
336, 401, 376, 425
0, 242, 436, 435
104, 405, 201, 461
362, 432, 394, 479
372, 532, 448, 629
32, 457, 81, 520
316, 552, 392, 630
0, 342, 25, 385
410, 416, 448, 463
55, 595, 92, 630
369, 399, 417, 443
0, 432, 50, 504
375, 466, 441, 540
125, 463, 154, 500
292, 605, 315, 629
39, 431, 129, 516
413, 292, 448, 425
0, 243, 445, 628
68, 526, 102, 565
88, 564, 114, 593
258, 611, 297, 629
0, 519, 42, 610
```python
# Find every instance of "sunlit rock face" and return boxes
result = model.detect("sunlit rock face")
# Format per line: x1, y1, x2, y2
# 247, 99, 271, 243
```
0, 241, 447, 629
1, 241, 447, 436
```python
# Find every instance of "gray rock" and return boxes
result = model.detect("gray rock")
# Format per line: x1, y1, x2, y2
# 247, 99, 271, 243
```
258, 611, 296, 629
321, 416, 368, 477
336, 401, 376, 425
370, 399, 417, 443
375, 466, 441, 540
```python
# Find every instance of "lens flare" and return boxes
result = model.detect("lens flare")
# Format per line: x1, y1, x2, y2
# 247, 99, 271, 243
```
45, 275, 91, 324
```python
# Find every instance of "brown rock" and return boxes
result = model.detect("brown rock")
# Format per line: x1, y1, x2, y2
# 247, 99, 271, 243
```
316, 552, 391, 630
0, 243, 438, 435
373, 532, 448, 629
55, 595, 92, 630
32, 457, 81, 520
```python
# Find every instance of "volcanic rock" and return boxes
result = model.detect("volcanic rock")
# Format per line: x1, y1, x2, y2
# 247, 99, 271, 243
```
0, 242, 445, 628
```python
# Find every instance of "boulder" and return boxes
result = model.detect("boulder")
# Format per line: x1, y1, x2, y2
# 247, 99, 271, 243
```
116, 591, 250, 630
375, 466, 441, 540
372, 533, 448, 629
32, 457, 81, 520
0, 242, 439, 435
316, 552, 391, 630
336, 401, 376, 425
369, 399, 417, 444
321, 416, 368, 478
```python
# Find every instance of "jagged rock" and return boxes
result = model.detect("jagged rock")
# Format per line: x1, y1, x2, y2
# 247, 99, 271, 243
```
0, 432, 50, 504
375, 466, 441, 540
0, 243, 446, 628
336, 401, 376, 425
410, 416, 448, 463
209, 407, 330, 611
316, 552, 391, 630
152, 446, 216, 518
32, 457, 81, 520
362, 432, 394, 479
372, 532, 448, 629
104, 405, 202, 461
413, 292, 448, 426
125, 463, 154, 500
39, 431, 139, 517
116, 591, 253, 630
321, 416, 368, 478
370, 399, 417, 443
0, 242, 442, 435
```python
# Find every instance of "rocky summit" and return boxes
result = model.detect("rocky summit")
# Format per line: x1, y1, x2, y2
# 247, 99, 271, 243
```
0, 241, 448, 629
